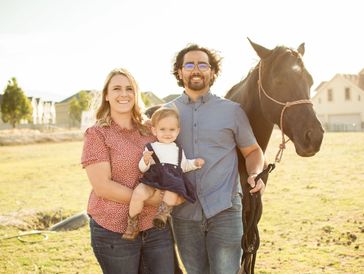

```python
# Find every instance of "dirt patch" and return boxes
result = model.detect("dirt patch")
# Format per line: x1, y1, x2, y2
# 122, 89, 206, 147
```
0, 209, 68, 230
0, 129, 83, 145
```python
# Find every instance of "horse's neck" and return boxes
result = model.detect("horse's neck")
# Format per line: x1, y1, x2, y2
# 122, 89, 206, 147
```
241, 71, 274, 152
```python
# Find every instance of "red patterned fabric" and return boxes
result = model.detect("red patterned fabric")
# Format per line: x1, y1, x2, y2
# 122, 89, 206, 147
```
81, 121, 156, 233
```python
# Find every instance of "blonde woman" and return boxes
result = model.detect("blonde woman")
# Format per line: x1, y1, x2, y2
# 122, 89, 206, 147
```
81, 68, 175, 274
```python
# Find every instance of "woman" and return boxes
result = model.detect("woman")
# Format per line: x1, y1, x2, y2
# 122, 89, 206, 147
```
81, 68, 175, 274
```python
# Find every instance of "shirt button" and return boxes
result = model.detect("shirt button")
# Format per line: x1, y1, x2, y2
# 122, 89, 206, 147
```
194, 108, 197, 111
194, 123, 196, 127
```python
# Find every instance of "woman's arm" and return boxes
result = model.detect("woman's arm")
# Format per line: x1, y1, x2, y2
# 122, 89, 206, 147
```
85, 162, 133, 203
85, 161, 162, 206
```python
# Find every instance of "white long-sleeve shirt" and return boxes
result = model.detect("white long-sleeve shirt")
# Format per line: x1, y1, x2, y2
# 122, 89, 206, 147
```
138, 142, 200, 173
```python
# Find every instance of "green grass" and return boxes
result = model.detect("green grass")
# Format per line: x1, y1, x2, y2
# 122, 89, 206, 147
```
0, 141, 98, 273
0, 133, 363, 273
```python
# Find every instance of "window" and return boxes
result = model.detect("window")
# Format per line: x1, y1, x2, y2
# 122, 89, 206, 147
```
345, 87, 351, 101
327, 89, 333, 102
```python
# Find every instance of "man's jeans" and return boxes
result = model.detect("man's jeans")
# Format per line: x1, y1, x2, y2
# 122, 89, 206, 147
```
89, 218, 175, 274
173, 195, 243, 274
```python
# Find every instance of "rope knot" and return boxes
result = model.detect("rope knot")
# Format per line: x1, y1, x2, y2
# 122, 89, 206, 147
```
285, 102, 294, 108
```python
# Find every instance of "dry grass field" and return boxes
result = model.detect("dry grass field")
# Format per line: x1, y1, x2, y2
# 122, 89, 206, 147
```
0, 131, 363, 273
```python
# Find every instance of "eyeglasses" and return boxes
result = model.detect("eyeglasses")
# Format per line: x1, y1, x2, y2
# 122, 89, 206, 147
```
182, 62, 211, 71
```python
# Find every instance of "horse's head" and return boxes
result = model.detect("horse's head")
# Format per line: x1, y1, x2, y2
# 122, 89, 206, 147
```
248, 38, 324, 157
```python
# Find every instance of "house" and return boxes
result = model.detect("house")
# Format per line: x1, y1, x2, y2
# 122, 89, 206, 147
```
311, 68, 364, 131
28, 97, 56, 125
55, 99, 73, 128
0, 95, 55, 129
55, 90, 94, 128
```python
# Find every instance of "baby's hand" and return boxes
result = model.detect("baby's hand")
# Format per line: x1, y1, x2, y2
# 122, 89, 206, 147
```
194, 158, 205, 168
143, 151, 154, 165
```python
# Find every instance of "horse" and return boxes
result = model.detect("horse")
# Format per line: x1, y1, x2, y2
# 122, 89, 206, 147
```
225, 38, 324, 273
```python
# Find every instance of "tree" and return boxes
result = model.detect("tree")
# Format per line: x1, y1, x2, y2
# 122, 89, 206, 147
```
1, 78, 32, 128
69, 90, 91, 126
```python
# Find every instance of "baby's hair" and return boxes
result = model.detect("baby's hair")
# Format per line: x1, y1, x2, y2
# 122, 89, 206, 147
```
150, 107, 180, 127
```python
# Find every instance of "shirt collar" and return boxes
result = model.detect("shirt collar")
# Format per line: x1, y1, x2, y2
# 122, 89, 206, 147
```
179, 90, 213, 104
110, 118, 137, 133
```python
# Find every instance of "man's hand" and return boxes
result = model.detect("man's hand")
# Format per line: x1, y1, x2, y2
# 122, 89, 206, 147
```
247, 174, 265, 195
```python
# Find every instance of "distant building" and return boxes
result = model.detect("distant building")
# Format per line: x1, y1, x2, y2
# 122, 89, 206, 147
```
28, 97, 56, 125
312, 68, 364, 131
0, 94, 55, 129
55, 90, 93, 128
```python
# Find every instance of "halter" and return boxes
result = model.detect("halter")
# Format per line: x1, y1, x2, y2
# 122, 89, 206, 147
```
257, 61, 312, 163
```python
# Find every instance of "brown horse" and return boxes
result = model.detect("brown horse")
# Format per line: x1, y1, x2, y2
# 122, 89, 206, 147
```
225, 39, 324, 273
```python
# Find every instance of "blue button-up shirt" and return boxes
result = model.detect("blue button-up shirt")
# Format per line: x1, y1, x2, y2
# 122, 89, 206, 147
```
167, 91, 257, 220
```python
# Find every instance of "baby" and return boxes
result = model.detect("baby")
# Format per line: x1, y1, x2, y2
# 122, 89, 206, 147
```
122, 107, 204, 240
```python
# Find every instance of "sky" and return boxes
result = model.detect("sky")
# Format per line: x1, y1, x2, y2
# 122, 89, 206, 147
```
0, 0, 363, 102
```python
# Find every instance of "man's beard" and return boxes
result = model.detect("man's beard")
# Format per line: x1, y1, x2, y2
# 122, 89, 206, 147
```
187, 76, 207, 91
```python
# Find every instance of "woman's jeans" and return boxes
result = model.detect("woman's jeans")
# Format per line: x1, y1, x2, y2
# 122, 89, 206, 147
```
89, 218, 175, 274
173, 195, 243, 274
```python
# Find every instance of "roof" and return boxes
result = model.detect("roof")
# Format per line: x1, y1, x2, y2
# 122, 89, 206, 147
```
141, 91, 164, 106
59, 90, 92, 103
314, 68, 364, 93
341, 74, 358, 86
314, 81, 327, 91
163, 94, 180, 103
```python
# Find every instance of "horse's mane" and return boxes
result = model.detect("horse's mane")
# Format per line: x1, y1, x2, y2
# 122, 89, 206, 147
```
226, 45, 307, 100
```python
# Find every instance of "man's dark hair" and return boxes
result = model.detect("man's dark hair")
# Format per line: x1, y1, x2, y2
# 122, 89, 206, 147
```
172, 44, 222, 87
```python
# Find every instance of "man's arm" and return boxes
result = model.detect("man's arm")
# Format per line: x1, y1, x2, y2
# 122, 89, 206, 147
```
238, 143, 265, 194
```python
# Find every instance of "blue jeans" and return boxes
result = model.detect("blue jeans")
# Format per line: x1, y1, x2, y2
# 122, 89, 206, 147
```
172, 195, 243, 274
89, 218, 175, 274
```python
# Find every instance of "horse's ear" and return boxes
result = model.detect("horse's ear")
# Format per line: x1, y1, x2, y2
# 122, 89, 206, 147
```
247, 37, 272, 59
297, 43, 305, 56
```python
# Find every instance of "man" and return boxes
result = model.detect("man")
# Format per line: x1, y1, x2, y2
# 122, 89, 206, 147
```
167, 44, 265, 274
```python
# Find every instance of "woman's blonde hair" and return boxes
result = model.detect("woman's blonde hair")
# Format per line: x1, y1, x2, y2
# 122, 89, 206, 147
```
150, 107, 180, 127
95, 68, 149, 135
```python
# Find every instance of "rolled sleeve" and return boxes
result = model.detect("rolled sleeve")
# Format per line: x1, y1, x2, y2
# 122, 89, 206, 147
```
234, 105, 257, 148
81, 127, 110, 168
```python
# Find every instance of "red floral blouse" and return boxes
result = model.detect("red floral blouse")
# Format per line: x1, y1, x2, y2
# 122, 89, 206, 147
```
81, 121, 156, 233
